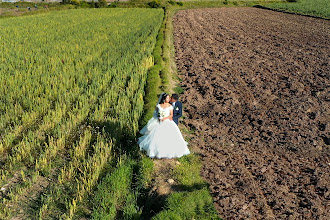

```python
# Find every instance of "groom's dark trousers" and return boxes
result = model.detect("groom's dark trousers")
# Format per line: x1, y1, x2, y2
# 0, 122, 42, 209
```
173, 101, 182, 125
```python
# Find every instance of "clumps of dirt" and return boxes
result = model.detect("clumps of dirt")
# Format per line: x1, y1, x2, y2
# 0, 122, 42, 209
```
173, 7, 330, 219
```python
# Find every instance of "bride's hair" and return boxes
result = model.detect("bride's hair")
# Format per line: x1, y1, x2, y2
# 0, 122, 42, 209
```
159, 93, 169, 104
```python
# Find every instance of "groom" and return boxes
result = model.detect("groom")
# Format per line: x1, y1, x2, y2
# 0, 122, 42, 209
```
170, 94, 182, 125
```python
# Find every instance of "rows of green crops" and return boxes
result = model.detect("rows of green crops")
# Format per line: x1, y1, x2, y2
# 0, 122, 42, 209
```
266, 0, 330, 18
0, 8, 163, 219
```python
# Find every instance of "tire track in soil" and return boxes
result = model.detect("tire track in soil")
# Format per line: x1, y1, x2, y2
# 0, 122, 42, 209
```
173, 7, 330, 220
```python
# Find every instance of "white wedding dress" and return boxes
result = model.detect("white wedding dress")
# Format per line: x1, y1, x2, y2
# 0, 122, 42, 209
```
138, 104, 190, 159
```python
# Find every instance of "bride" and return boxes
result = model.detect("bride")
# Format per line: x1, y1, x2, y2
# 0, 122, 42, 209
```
138, 93, 190, 159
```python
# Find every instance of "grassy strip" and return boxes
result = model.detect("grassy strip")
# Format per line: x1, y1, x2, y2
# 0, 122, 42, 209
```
92, 156, 154, 219
170, 0, 283, 9
159, 7, 172, 92
266, 0, 330, 19
115, 0, 283, 9
163, 5, 185, 95
153, 153, 220, 219
153, 188, 220, 219
92, 157, 134, 219
90, 152, 154, 219
163, 6, 180, 94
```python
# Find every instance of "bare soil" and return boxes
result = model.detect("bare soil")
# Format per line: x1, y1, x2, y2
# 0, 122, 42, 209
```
150, 159, 179, 196
173, 7, 330, 220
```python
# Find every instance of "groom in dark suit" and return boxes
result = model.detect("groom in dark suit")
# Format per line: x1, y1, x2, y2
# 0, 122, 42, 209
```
170, 94, 182, 125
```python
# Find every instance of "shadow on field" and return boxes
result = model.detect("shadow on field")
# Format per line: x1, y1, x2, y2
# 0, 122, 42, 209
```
172, 182, 209, 192
85, 119, 139, 155
139, 182, 210, 219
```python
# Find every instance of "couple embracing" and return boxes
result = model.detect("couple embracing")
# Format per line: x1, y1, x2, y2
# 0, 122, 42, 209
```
138, 93, 190, 159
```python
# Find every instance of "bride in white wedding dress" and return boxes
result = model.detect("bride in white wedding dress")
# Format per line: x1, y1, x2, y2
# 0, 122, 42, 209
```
138, 93, 190, 159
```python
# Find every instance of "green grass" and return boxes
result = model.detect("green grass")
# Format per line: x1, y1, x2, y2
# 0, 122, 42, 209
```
92, 156, 141, 219
177, 0, 272, 8
266, 0, 330, 18
91, 151, 155, 219
173, 154, 205, 187
116, 0, 282, 9
153, 189, 220, 220
153, 154, 221, 219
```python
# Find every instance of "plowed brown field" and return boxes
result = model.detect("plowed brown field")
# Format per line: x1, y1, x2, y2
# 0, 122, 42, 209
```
173, 7, 329, 220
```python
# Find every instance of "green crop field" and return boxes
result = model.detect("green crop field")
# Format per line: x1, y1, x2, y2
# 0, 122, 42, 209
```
0, 8, 163, 219
266, 0, 330, 18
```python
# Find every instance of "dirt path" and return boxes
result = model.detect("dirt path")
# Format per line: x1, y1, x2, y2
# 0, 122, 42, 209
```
173, 7, 330, 219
